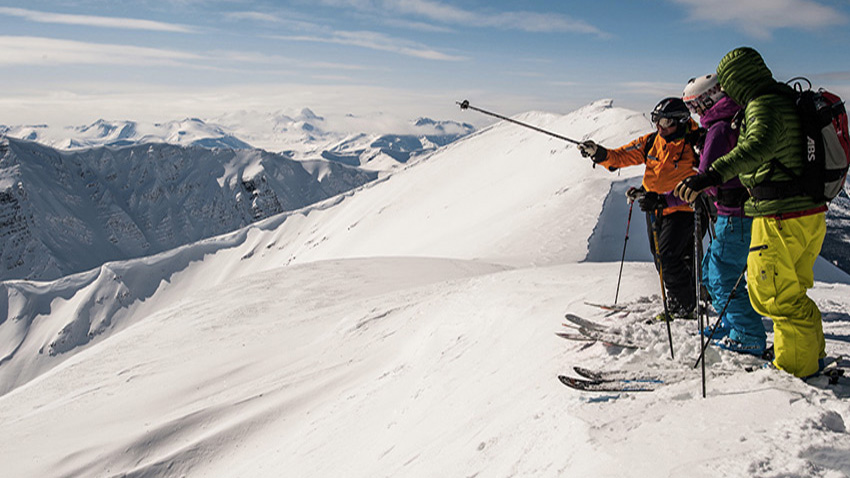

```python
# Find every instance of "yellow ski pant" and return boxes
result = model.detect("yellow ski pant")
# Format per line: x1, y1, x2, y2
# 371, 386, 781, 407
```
747, 212, 826, 378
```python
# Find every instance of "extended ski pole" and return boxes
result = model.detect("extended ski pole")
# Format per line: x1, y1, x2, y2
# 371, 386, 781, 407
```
456, 100, 581, 145
614, 199, 635, 305
650, 209, 675, 360
693, 262, 749, 369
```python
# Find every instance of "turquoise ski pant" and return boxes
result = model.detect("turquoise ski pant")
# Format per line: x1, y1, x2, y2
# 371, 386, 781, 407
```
702, 215, 765, 342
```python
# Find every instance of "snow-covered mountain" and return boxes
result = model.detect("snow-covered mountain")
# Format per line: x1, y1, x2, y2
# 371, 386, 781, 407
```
0, 137, 376, 281
1, 112, 476, 171
0, 118, 253, 150
1, 100, 849, 478
318, 124, 474, 171
212, 109, 475, 170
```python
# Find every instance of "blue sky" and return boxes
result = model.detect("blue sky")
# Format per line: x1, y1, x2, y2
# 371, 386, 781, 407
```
1, 0, 849, 130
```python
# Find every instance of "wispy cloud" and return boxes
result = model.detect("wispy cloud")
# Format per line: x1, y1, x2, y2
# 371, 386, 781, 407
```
274, 30, 467, 61
224, 11, 321, 31
0, 7, 197, 33
213, 50, 369, 71
812, 71, 850, 82
314, 0, 608, 36
670, 0, 847, 39
620, 81, 688, 98
0, 36, 204, 67
380, 18, 454, 33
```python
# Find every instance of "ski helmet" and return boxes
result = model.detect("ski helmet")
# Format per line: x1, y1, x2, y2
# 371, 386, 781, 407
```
682, 74, 724, 115
650, 97, 691, 128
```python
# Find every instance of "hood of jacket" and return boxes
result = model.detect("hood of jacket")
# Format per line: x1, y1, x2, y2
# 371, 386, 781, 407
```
699, 95, 742, 129
716, 47, 776, 105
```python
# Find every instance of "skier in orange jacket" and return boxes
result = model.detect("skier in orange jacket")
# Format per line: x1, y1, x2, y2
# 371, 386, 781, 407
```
579, 98, 704, 319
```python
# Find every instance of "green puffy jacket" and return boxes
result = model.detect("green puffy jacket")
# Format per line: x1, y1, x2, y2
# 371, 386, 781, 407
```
710, 47, 825, 217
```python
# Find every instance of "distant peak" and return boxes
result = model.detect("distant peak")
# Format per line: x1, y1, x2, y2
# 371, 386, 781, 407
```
589, 99, 614, 109
299, 108, 323, 121
414, 117, 436, 126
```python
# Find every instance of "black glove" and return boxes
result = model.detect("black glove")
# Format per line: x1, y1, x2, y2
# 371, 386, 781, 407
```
638, 192, 666, 212
625, 186, 646, 204
578, 140, 608, 164
674, 169, 723, 203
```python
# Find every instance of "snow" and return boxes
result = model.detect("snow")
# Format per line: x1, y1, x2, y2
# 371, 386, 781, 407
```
1, 100, 850, 477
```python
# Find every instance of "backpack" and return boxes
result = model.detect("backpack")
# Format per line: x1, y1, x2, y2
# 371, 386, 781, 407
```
753, 78, 850, 202
795, 81, 850, 201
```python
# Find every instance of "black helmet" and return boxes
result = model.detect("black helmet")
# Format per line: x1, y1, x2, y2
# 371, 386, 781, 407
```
651, 97, 691, 125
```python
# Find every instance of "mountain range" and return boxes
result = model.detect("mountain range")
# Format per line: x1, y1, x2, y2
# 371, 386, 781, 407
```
0, 111, 475, 171
0, 111, 476, 281
0, 137, 377, 281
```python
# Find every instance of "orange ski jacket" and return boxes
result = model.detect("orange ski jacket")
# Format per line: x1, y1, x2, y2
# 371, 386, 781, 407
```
596, 120, 700, 215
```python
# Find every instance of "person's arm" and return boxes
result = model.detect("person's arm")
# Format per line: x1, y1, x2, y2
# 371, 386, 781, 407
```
710, 99, 781, 182
595, 133, 654, 171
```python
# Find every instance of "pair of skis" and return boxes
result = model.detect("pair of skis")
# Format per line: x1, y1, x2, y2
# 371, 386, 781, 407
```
558, 311, 848, 393
559, 366, 663, 392
557, 312, 645, 350
558, 311, 661, 392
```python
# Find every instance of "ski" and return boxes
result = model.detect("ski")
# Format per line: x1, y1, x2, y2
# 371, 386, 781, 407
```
575, 326, 644, 349
573, 366, 664, 383
558, 375, 658, 392
555, 331, 596, 342
583, 301, 630, 317
564, 313, 607, 332
560, 313, 644, 349
584, 301, 627, 312
556, 328, 642, 349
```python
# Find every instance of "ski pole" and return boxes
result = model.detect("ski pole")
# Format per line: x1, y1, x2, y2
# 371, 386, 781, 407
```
456, 100, 581, 145
614, 199, 635, 305
692, 263, 748, 369
693, 199, 706, 398
650, 209, 675, 360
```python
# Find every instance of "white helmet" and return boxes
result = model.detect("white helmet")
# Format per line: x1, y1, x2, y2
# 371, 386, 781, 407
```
682, 74, 724, 115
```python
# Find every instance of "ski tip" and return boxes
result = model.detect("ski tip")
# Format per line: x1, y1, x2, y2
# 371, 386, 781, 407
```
555, 331, 596, 342
573, 366, 602, 381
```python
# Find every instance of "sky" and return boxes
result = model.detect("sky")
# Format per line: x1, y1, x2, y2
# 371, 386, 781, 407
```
1, 0, 849, 131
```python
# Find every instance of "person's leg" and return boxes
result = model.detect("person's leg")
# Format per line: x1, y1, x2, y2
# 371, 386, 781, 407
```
713, 216, 765, 345
747, 213, 826, 377
656, 211, 696, 317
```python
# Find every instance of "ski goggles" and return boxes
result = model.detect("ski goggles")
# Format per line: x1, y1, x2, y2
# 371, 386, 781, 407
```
651, 114, 677, 129
684, 96, 716, 115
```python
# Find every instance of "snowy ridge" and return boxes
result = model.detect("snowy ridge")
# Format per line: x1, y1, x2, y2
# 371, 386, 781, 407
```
1, 101, 850, 477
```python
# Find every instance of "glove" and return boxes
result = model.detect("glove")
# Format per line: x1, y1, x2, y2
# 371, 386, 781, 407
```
625, 186, 646, 204
638, 192, 666, 212
578, 140, 608, 163
674, 169, 722, 203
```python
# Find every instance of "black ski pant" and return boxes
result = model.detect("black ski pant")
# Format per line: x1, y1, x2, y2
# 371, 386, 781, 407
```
645, 210, 705, 315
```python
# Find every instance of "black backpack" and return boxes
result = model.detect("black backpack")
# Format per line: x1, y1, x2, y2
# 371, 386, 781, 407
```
751, 78, 850, 202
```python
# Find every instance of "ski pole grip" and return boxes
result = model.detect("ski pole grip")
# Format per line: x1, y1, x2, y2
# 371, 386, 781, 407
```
457, 100, 470, 110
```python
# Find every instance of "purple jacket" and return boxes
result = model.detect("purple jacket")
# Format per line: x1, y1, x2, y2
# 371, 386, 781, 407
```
699, 96, 746, 217
658, 97, 745, 214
